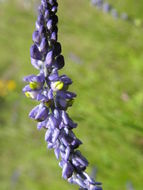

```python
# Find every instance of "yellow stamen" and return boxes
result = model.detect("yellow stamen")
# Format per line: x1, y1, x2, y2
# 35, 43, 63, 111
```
25, 91, 36, 99
25, 92, 32, 98
29, 82, 40, 90
52, 81, 64, 91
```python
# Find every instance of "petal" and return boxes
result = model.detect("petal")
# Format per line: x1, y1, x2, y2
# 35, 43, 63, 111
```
52, 128, 60, 143
48, 73, 59, 81
54, 147, 60, 160
30, 44, 42, 60
65, 147, 71, 161
22, 85, 31, 92
37, 14, 45, 25
60, 75, 72, 85
39, 37, 49, 52
50, 31, 57, 41
45, 128, 53, 142
57, 91, 76, 99
48, 89, 54, 99
52, 42, 61, 57
58, 98, 67, 109
54, 55, 65, 70
23, 75, 36, 82
71, 138, 82, 149
47, 19, 53, 30
68, 118, 77, 129
51, 6, 57, 13
62, 162, 74, 179
37, 120, 48, 130
75, 178, 86, 189
37, 94, 49, 102
44, 10, 50, 19
29, 105, 39, 119
35, 106, 49, 121
62, 111, 69, 125
32, 31, 41, 44
31, 58, 43, 70
45, 51, 53, 67
59, 160, 65, 168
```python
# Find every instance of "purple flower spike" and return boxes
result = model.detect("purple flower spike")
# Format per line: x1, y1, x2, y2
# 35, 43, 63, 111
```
23, 1, 102, 190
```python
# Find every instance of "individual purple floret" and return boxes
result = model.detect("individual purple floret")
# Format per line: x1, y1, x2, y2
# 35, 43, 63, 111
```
91, 0, 103, 9
102, 2, 111, 13
23, 0, 102, 190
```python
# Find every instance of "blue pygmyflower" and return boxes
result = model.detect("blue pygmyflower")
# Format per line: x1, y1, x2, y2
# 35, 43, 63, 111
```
23, 0, 102, 190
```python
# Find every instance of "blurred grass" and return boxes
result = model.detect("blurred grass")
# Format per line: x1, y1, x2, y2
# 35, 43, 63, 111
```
0, 0, 143, 189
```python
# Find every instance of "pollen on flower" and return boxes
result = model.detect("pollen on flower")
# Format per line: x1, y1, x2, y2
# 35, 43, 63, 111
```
29, 81, 41, 90
25, 91, 37, 99
25, 92, 32, 98
51, 81, 64, 91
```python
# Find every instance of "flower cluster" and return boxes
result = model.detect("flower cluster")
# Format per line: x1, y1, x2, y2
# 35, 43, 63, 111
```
23, 0, 102, 190
91, 0, 142, 24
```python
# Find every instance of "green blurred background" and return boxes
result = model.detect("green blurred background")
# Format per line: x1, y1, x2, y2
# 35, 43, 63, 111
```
0, 0, 143, 189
